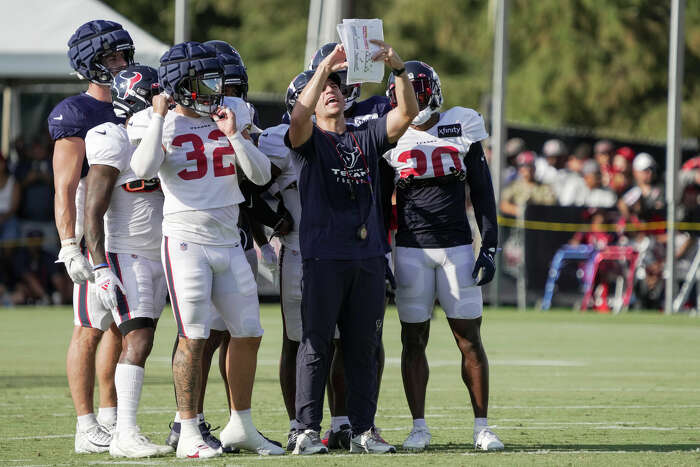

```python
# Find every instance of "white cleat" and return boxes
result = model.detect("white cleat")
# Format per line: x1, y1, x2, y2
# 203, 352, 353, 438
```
474, 428, 504, 451
100, 420, 117, 436
176, 434, 222, 459
292, 429, 328, 455
402, 427, 431, 451
110, 428, 172, 458
350, 427, 396, 454
220, 422, 285, 456
75, 423, 112, 453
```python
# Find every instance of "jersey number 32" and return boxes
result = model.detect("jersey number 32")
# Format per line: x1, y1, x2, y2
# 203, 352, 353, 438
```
172, 129, 236, 180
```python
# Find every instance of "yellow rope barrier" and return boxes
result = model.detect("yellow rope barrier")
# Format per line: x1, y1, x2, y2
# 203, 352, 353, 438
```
497, 215, 700, 233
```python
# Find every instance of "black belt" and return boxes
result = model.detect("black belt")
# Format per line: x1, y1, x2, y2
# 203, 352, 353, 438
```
122, 178, 160, 193
396, 168, 466, 189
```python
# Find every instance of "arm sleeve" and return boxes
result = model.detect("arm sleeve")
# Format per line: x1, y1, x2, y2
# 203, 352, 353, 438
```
240, 189, 285, 229
465, 142, 498, 249
228, 132, 271, 185
130, 114, 165, 179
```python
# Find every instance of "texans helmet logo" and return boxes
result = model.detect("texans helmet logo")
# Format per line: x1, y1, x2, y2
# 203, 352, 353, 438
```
116, 71, 143, 99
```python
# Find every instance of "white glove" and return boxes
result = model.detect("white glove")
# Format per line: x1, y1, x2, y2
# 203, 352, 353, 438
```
94, 267, 126, 311
56, 239, 94, 284
260, 244, 278, 272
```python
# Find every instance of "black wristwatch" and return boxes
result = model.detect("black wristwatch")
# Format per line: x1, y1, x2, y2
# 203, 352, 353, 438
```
392, 67, 406, 76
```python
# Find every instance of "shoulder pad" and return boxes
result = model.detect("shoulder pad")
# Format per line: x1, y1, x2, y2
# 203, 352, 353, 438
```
439, 107, 488, 143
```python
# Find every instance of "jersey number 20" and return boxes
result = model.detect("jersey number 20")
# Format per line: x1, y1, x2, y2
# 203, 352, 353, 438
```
398, 146, 461, 179
172, 130, 236, 180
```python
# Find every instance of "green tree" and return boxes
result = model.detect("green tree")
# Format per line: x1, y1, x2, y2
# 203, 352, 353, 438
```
107, 0, 700, 140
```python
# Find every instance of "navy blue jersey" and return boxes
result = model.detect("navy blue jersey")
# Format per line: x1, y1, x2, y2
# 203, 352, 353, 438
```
345, 95, 392, 127
285, 116, 393, 260
48, 93, 124, 178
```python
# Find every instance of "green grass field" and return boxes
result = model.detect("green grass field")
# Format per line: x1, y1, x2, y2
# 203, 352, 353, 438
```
0, 305, 699, 466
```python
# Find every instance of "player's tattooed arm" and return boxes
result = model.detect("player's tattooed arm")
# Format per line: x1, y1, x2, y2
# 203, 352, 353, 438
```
84, 164, 119, 267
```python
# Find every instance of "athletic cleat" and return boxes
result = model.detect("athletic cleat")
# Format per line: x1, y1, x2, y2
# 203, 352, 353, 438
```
286, 429, 300, 452
75, 422, 112, 453
474, 428, 504, 451
258, 430, 283, 448
100, 420, 117, 436
109, 428, 171, 458
165, 421, 180, 449
292, 429, 328, 455
350, 427, 396, 454
199, 421, 223, 451
176, 434, 222, 459
327, 424, 352, 450
219, 422, 285, 455
402, 427, 431, 451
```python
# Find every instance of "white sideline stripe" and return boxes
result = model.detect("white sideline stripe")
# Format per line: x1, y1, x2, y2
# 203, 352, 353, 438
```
22, 403, 700, 418
463, 449, 700, 456
384, 357, 586, 367
514, 387, 700, 392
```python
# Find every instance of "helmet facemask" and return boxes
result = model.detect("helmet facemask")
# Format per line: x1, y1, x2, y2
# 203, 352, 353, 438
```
178, 72, 223, 117
93, 45, 135, 85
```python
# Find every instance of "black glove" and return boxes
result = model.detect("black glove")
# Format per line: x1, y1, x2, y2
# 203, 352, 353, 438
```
472, 246, 496, 286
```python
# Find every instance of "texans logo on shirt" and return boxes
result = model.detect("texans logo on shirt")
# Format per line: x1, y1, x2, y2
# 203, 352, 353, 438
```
330, 143, 368, 185
116, 72, 143, 100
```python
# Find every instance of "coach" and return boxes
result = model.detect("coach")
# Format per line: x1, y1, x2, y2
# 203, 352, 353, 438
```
285, 41, 418, 453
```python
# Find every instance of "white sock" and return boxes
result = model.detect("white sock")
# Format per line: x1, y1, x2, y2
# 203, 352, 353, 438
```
115, 364, 144, 433
474, 417, 488, 434
77, 413, 98, 431
197, 413, 205, 424
97, 406, 117, 426
180, 417, 200, 439
331, 416, 350, 432
174, 411, 182, 423
290, 419, 303, 431
227, 409, 259, 444
413, 418, 428, 430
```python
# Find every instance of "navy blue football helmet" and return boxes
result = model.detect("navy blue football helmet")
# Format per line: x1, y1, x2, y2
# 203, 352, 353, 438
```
111, 65, 161, 118
285, 70, 315, 116
309, 42, 360, 111
159, 41, 223, 116
204, 40, 249, 99
386, 60, 443, 125
68, 20, 134, 85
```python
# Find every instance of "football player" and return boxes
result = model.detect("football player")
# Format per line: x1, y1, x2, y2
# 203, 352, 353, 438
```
308, 43, 394, 450
83, 65, 172, 458
48, 19, 133, 453
383, 61, 503, 451
162, 40, 284, 454
129, 41, 282, 458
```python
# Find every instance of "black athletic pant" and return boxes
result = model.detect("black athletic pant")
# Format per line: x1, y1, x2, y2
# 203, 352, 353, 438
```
295, 256, 385, 434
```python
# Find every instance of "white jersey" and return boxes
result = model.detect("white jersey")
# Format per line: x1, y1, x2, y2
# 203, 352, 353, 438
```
258, 123, 301, 250
383, 107, 488, 181
129, 105, 255, 246
85, 122, 164, 261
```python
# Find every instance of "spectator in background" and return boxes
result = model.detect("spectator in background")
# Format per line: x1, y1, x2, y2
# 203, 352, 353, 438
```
0, 154, 21, 245
503, 137, 526, 185
535, 138, 568, 186
578, 160, 617, 207
593, 140, 614, 187
14, 141, 56, 252
556, 143, 591, 206
11, 229, 71, 305
609, 146, 634, 195
618, 152, 664, 221
500, 151, 557, 217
